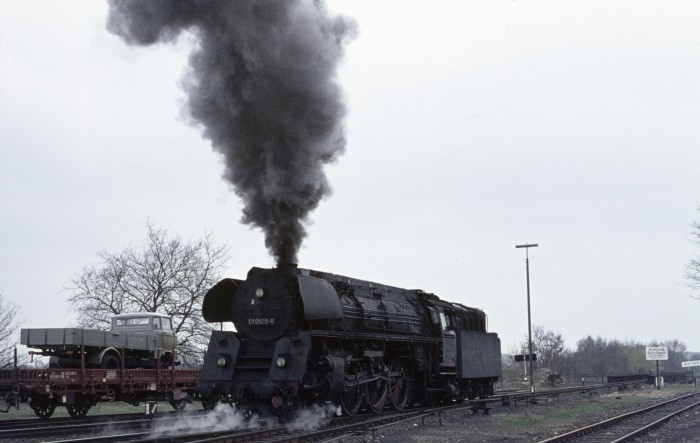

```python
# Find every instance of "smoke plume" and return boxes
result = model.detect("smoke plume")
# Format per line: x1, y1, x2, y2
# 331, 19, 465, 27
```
107, 0, 356, 264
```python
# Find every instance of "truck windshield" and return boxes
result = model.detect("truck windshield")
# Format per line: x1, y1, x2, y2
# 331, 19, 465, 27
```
116, 317, 150, 327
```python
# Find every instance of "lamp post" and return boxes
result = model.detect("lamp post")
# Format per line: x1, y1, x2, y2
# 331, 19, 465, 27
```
516, 243, 538, 394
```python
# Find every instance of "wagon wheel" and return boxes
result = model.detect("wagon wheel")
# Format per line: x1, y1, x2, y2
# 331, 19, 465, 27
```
30, 403, 56, 419
364, 378, 388, 413
66, 403, 91, 418
340, 382, 363, 416
388, 360, 410, 411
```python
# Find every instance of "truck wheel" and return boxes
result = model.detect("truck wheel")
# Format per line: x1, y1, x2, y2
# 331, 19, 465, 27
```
100, 354, 120, 369
160, 353, 173, 369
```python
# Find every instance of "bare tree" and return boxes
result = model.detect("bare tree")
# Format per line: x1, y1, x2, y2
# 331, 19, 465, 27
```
68, 222, 229, 366
0, 293, 24, 369
685, 208, 700, 296
520, 324, 566, 372
661, 338, 687, 371
69, 252, 129, 329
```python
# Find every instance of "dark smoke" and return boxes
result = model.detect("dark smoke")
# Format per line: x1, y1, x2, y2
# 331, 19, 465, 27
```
107, 0, 356, 264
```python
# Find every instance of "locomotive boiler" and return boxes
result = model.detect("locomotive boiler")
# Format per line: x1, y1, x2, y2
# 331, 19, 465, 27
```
198, 264, 501, 418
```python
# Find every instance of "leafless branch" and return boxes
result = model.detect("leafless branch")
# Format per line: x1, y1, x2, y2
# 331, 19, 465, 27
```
66, 221, 229, 366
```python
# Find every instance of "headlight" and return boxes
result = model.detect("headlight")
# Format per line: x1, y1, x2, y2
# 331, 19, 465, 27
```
276, 356, 287, 368
217, 356, 227, 367
255, 288, 264, 298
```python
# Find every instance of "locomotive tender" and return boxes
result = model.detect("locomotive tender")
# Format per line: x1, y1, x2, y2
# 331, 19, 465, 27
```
198, 264, 502, 418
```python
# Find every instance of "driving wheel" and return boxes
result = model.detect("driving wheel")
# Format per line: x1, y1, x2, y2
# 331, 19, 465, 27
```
340, 383, 363, 416
365, 378, 388, 413
388, 360, 410, 410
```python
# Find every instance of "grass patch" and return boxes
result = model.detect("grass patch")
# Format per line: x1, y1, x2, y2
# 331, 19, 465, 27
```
504, 402, 609, 428
503, 384, 700, 429
0, 401, 202, 420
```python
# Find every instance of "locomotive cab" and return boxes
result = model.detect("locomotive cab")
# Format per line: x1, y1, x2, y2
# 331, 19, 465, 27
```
423, 302, 459, 378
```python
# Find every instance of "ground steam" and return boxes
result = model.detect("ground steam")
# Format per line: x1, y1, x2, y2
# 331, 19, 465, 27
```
107, 0, 356, 263
142, 403, 338, 439
145, 403, 258, 439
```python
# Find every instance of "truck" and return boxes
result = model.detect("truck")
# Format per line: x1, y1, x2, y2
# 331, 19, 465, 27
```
21, 312, 178, 369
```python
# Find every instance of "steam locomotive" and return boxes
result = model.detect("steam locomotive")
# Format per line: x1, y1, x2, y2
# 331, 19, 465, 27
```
198, 264, 502, 419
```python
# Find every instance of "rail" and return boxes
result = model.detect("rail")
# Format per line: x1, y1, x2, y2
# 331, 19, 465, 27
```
538, 391, 700, 442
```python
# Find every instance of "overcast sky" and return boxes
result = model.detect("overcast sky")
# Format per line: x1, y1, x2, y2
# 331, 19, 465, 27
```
1, 1, 699, 354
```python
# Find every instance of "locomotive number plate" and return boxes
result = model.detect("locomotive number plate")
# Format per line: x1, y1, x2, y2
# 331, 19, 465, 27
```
248, 318, 276, 326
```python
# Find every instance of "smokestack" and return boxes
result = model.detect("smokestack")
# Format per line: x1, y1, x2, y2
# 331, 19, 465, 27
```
107, 0, 356, 264
276, 263, 299, 278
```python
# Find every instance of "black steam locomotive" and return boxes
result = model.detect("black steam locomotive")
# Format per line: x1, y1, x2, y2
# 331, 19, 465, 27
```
198, 264, 501, 418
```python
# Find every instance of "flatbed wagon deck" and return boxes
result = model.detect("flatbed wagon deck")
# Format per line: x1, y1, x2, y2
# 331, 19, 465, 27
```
0, 364, 200, 418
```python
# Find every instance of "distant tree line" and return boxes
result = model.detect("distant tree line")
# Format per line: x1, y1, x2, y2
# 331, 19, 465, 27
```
503, 324, 699, 386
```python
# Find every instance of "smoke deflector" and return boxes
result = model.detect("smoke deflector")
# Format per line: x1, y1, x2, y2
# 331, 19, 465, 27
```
297, 275, 343, 320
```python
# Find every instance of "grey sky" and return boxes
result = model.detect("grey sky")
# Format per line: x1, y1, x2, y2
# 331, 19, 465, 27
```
1, 0, 699, 353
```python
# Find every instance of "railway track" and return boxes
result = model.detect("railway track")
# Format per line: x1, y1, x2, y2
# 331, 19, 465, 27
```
0, 411, 155, 432
0, 410, 206, 441
48, 385, 637, 442
538, 391, 700, 442
0, 382, 650, 442
82, 408, 452, 443
3, 403, 479, 443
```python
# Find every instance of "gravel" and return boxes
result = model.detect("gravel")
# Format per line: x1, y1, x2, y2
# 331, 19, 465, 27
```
368, 385, 700, 442
6, 385, 698, 442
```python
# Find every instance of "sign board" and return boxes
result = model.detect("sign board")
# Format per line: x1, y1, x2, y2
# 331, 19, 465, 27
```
514, 353, 537, 362
645, 346, 668, 361
681, 360, 700, 368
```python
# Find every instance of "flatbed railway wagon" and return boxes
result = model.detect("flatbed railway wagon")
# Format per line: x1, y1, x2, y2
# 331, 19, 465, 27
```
0, 351, 200, 419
